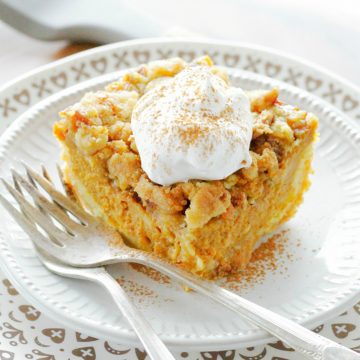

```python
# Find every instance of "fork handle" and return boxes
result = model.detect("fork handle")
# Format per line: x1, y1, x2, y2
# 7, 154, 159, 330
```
94, 268, 176, 360
133, 256, 360, 360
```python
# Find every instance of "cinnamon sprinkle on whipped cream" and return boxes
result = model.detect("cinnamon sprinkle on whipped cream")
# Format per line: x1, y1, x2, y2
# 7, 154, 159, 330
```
131, 65, 253, 185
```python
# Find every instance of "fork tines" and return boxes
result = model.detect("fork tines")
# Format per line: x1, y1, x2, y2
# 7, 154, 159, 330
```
0, 164, 90, 257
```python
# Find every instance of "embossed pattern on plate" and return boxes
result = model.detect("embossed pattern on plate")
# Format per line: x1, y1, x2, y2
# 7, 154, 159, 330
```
1, 39, 359, 134
0, 69, 360, 350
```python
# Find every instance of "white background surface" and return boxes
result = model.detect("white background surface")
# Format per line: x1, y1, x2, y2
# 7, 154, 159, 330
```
0, 0, 359, 86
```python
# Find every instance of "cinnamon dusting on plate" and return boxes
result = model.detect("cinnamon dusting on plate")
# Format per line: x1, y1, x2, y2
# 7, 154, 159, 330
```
224, 229, 292, 291
116, 276, 157, 303
130, 263, 171, 285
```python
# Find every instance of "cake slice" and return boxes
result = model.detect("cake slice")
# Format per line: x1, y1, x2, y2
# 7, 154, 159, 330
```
53, 56, 318, 279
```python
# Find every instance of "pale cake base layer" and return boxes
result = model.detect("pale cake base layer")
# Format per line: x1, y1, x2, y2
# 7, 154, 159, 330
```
61, 134, 314, 278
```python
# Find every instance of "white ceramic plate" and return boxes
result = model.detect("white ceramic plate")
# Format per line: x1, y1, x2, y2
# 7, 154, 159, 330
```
1, 66, 360, 351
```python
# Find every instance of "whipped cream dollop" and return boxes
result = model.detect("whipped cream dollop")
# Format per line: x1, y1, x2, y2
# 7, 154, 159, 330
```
131, 65, 253, 186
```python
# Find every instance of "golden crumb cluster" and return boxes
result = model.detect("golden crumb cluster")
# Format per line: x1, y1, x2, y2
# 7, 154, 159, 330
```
54, 56, 318, 279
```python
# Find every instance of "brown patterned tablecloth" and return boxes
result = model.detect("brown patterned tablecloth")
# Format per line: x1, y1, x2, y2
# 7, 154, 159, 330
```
1, 274, 360, 359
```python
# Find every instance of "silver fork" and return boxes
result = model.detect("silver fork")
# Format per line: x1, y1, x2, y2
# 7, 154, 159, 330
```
1, 165, 360, 360
5, 169, 177, 360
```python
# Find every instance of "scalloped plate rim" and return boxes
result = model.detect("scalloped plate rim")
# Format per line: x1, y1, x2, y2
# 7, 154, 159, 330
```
1, 38, 360, 135
1, 37, 359, 96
